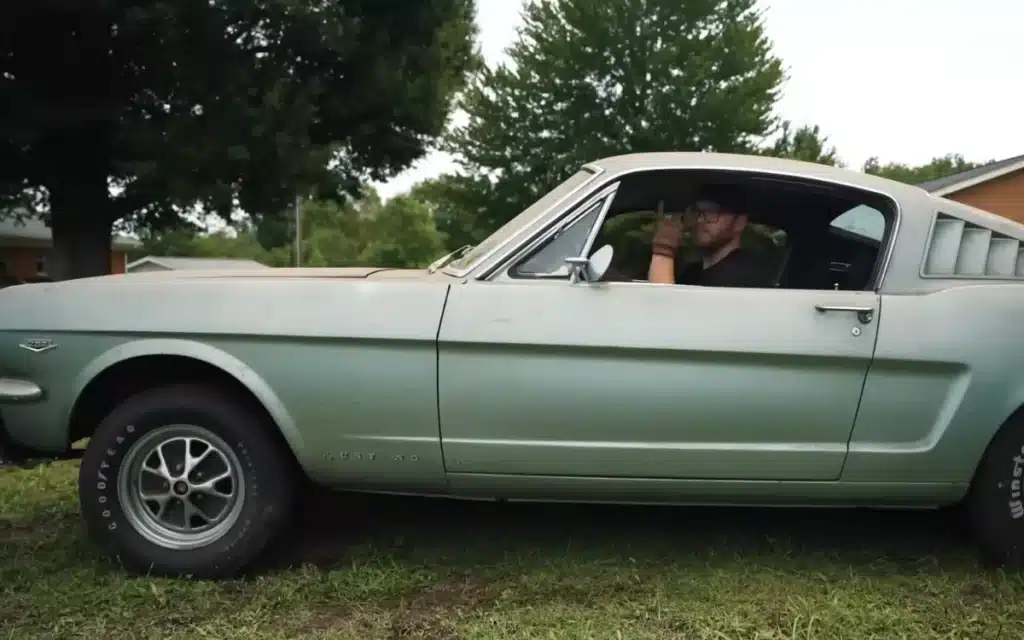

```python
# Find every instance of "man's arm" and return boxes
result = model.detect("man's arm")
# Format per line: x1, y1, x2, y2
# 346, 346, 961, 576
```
648, 215, 683, 284
648, 254, 676, 284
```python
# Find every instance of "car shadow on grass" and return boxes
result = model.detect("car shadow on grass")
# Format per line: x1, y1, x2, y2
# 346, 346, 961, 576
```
259, 486, 978, 577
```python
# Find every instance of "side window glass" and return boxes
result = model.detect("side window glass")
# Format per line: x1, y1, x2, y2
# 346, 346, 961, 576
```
830, 205, 885, 243
513, 199, 604, 277
826, 204, 887, 290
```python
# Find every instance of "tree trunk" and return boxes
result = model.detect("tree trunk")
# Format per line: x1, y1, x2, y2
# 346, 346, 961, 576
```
46, 180, 115, 281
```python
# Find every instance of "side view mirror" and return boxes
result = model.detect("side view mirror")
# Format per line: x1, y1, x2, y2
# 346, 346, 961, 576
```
565, 244, 614, 284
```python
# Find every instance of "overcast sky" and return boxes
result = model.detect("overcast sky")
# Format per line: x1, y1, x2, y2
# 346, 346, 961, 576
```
374, 0, 1024, 199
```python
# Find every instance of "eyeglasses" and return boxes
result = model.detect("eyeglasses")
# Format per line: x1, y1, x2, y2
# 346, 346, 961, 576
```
686, 201, 724, 223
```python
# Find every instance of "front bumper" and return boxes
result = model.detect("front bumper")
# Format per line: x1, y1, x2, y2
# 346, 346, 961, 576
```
0, 377, 81, 467
0, 377, 45, 404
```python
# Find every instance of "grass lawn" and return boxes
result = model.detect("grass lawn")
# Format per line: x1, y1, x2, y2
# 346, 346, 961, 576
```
3, 461, 1024, 639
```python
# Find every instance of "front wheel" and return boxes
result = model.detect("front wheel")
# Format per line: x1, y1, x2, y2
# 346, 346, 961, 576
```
78, 384, 296, 578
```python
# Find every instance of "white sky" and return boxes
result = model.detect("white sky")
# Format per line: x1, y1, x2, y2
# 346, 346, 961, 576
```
374, 0, 1024, 199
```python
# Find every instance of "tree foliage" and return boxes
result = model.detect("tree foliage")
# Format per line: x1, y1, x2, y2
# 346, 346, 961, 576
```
759, 121, 841, 166
407, 174, 485, 251
0, 0, 478, 279
862, 153, 990, 185
141, 227, 262, 260
357, 195, 447, 269
140, 188, 447, 270
437, 0, 785, 246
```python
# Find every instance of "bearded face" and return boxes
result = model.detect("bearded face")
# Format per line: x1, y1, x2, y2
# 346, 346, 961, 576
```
689, 199, 747, 252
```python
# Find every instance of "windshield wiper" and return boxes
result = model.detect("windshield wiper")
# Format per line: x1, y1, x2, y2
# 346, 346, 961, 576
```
427, 244, 473, 274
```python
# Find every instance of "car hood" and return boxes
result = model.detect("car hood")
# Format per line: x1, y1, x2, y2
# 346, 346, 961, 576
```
74, 266, 431, 284
0, 266, 447, 333
1, 266, 436, 295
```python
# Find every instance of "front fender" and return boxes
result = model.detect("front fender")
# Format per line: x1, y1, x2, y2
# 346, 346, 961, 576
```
69, 338, 304, 458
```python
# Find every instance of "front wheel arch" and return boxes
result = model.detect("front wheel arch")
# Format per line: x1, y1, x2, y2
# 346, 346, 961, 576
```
78, 383, 298, 577
66, 340, 305, 466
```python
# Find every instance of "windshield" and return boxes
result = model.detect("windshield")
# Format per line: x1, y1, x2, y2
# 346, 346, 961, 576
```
443, 168, 599, 274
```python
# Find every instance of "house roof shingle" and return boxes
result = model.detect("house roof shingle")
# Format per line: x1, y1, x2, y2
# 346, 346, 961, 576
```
127, 256, 269, 271
0, 216, 141, 249
917, 153, 1024, 194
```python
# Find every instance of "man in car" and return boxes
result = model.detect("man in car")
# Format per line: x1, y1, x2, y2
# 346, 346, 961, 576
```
647, 187, 776, 288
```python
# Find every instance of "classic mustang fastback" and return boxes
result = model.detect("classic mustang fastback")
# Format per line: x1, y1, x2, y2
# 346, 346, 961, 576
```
2, 151, 1024, 578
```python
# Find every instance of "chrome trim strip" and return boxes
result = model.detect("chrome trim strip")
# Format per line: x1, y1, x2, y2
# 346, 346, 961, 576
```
578, 183, 621, 261
475, 162, 903, 290
872, 194, 901, 292
0, 378, 44, 404
443, 166, 604, 278
917, 209, 942, 279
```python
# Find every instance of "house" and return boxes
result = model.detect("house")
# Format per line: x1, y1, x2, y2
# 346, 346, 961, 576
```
126, 256, 270, 273
919, 153, 1024, 223
0, 216, 141, 281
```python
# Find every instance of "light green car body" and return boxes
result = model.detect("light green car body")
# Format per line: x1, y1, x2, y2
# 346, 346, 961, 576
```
3, 152, 1024, 510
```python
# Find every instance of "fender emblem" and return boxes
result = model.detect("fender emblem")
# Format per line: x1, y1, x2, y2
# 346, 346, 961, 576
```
20, 338, 57, 353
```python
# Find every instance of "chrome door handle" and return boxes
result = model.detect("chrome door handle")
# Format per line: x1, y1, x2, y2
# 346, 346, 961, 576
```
814, 305, 873, 313
815, 304, 874, 324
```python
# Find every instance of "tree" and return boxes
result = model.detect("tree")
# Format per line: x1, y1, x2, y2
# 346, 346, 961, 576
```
298, 196, 370, 267
438, 0, 785, 243
142, 186, 448, 269
138, 229, 210, 259
0, 0, 478, 280
358, 195, 447, 268
862, 154, 989, 185
408, 174, 483, 251
759, 121, 841, 166
139, 225, 288, 265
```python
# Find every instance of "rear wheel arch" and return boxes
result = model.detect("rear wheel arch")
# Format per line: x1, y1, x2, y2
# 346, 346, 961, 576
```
964, 402, 1024, 568
968, 401, 1024, 484
67, 342, 304, 469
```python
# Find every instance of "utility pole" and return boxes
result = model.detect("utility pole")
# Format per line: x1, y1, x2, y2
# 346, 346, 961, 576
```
294, 193, 302, 267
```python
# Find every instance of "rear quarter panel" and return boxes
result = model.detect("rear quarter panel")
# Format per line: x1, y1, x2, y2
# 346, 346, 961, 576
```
845, 283, 1024, 485
0, 277, 451, 489
848, 192, 1024, 486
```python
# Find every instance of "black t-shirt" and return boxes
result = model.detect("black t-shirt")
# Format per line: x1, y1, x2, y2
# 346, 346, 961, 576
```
674, 248, 775, 288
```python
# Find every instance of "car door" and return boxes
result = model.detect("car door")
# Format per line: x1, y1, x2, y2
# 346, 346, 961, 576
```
438, 282, 878, 482
436, 193, 881, 482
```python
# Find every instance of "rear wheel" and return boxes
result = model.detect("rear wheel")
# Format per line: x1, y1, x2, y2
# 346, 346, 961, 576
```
78, 384, 296, 578
967, 411, 1024, 569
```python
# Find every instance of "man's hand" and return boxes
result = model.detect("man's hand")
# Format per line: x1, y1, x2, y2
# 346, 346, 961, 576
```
651, 215, 683, 257
648, 201, 683, 284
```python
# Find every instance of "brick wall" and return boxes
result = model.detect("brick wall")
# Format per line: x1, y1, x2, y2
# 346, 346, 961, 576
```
0, 247, 127, 280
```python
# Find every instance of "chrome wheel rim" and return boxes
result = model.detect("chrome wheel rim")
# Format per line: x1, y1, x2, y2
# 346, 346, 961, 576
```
118, 424, 245, 550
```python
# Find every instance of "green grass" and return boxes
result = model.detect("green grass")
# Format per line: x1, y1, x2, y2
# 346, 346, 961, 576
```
3, 461, 1024, 639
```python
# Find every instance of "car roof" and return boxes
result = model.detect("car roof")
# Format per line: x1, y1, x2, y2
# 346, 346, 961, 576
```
585, 151, 1024, 242
587, 152, 929, 200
